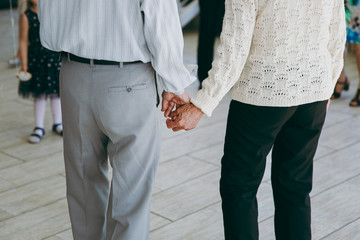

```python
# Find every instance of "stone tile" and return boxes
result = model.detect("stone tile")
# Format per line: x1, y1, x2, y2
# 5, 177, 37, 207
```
322, 109, 356, 129
314, 144, 336, 160
0, 199, 70, 239
160, 122, 227, 162
189, 143, 224, 166
0, 135, 63, 161
327, 96, 360, 115
152, 186, 162, 195
318, 115, 360, 150
312, 220, 337, 240
259, 217, 275, 240
0, 208, 13, 222
262, 155, 272, 183
43, 229, 73, 240
258, 217, 338, 240
0, 151, 64, 192
150, 203, 224, 240
0, 176, 66, 218
0, 177, 14, 194
0, 128, 28, 150
324, 218, 360, 240
155, 155, 218, 190
0, 152, 22, 169
257, 182, 274, 222
312, 175, 360, 238
312, 142, 360, 196
151, 171, 221, 221
150, 213, 171, 232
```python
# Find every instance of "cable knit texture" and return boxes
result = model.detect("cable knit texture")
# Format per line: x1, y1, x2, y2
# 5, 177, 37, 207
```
192, 0, 346, 116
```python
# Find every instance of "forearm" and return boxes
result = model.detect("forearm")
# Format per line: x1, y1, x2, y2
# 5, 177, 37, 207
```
18, 13, 29, 72
19, 41, 28, 71
141, 0, 193, 94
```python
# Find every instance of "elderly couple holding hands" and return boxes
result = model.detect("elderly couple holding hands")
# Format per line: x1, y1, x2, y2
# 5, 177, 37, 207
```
38, 0, 345, 239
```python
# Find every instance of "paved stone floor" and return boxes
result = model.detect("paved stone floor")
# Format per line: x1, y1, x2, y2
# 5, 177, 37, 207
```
1, 8, 360, 240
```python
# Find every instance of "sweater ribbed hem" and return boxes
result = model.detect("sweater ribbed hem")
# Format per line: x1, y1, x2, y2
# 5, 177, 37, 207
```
191, 90, 220, 117
231, 88, 333, 108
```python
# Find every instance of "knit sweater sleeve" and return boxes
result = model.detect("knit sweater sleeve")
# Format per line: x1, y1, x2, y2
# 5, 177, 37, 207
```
191, 0, 257, 116
328, 0, 346, 87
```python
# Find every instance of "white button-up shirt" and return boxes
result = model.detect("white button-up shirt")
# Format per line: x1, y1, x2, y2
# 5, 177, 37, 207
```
38, 0, 194, 94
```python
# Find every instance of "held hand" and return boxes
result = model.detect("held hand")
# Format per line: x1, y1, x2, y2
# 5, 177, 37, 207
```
16, 70, 32, 82
166, 103, 204, 131
161, 91, 191, 117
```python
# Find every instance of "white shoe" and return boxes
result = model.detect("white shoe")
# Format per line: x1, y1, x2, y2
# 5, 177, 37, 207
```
8, 58, 21, 67
28, 127, 45, 144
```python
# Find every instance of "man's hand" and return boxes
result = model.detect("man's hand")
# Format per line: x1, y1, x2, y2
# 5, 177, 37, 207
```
166, 103, 204, 131
161, 91, 191, 117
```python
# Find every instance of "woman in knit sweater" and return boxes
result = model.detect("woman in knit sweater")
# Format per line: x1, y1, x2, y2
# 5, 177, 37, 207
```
165, 0, 346, 239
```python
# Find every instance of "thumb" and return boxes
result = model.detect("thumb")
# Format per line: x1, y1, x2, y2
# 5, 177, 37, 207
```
161, 98, 168, 112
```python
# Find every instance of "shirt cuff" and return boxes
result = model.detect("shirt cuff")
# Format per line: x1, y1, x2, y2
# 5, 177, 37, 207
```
157, 74, 194, 95
191, 90, 220, 117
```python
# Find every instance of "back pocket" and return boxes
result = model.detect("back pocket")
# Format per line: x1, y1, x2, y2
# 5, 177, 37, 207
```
108, 83, 147, 93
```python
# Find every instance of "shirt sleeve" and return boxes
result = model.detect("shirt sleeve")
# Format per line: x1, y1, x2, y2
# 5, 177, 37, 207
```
141, 0, 194, 95
191, 0, 257, 116
328, 0, 346, 87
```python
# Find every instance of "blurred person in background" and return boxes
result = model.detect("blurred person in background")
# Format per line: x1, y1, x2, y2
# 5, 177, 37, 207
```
18, 0, 62, 143
8, 0, 27, 66
332, 0, 360, 107
197, 0, 225, 86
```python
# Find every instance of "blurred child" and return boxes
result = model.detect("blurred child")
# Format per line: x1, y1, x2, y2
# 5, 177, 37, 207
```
8, 0, 27, 67
18, 0, 63, 143
332, 0, 360, 106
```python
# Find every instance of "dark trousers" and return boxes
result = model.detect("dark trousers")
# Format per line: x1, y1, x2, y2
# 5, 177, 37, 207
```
197, 0, 225, 82
220, 100, 328, 240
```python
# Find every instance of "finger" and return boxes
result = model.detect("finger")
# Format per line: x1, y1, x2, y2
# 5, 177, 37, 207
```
161, 98, 168, 112
164, 102, 175, 117
169, 104, 187, 118
172, 97, 185, 106
172, 127, 183, 132
169, 115, 178, 121
173, 119, 186, 131
166, 118, 180, 129
169, 108, 180, 118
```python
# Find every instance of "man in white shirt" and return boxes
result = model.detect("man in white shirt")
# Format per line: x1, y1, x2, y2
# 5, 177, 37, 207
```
38, 1, 193, 239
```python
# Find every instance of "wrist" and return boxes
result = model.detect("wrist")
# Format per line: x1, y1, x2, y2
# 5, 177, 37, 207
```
190, 103, 204, 115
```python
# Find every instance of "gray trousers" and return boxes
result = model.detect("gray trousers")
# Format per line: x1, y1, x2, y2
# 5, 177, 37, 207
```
60, 58, 160, 240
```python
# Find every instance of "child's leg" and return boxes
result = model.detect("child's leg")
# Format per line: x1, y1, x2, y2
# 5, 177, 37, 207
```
28, 95, 47, 143
34, 94, 47, 128
50, 95, 63, 135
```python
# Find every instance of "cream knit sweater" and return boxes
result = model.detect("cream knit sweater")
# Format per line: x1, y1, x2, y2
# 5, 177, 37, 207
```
191, 0, 346, 116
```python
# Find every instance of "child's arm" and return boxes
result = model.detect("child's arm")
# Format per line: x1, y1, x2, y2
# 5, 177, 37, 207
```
19, 13, 29, 72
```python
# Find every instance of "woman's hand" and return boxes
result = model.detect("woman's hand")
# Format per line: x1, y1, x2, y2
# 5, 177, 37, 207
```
166, 103, 204, 131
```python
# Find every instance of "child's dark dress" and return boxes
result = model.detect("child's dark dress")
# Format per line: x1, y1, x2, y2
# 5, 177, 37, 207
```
18, 9, 61, 98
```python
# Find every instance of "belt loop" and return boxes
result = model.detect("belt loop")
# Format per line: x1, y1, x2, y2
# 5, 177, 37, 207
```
90, 59, 95, 68
119, 62, 123, 68
67, 53, 71, 62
